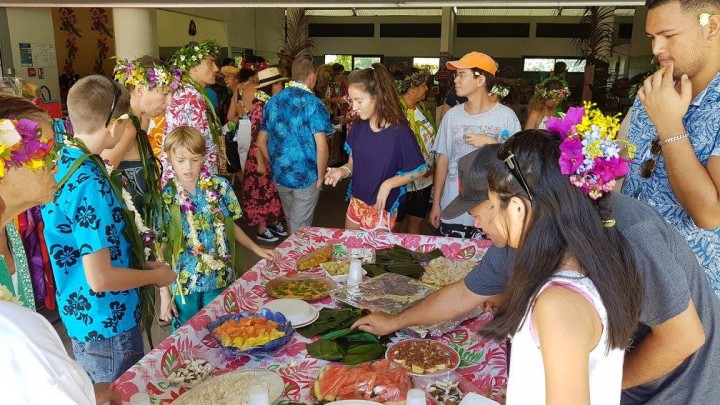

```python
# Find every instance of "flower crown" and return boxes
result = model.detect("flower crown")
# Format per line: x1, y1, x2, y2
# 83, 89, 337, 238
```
170, 40, 220, 72
0, 118, 56, 180
547, 103, 636, 200
114, 58, 183, 91
489, 84, 510, 99
395, 70, 430, 94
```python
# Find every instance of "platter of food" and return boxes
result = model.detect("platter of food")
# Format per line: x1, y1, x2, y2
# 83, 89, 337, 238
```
421, 257, 477, 287
330, 273, 438, 314
266, 274, 335, 301
166, 358, 215, 389
172, 369, 285, 405
386, 339, 460, 376
320, 260, 367, 282
297, 245, 333, 270
207, 309, 294, 355
313, 359, 411, 405
412, 371, 495, 405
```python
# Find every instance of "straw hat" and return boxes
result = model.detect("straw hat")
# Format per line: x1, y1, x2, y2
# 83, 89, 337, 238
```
257, 67, 288, 87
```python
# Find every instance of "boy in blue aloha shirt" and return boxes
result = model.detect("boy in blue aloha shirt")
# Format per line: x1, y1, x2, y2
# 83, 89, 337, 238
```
159, 126, 277, 330
41, 75, 177, 383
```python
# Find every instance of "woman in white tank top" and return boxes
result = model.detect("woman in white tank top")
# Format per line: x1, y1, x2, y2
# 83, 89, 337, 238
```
473, 118, 643, 404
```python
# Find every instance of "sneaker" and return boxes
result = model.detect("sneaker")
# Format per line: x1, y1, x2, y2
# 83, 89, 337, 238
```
268, 223, 288, 237
256, 229, 279, 242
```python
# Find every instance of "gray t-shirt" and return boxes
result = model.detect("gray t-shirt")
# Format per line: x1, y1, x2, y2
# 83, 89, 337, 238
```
433, 102, 521, 227
465, 192, 720, 403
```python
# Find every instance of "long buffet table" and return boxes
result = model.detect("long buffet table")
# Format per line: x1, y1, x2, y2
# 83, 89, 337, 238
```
112, 227, 507, 403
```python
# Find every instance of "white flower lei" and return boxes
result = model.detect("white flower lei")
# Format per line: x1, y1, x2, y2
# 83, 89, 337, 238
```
254, 90, 270, 103
288, 80, 313, 93
173, 177, 228, 273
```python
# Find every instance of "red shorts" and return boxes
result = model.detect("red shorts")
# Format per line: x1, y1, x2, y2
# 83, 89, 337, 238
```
346, 196, 397, 231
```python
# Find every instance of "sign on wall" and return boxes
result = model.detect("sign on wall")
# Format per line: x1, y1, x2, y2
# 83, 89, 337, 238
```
19, 42, 33, 66
32, 43, 57, 67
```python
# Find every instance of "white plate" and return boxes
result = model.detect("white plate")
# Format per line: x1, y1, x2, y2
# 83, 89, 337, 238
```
293, 306, 320, 328
262, 298, 318, 327
173, 369, 284, 405
326, 401, 383, 405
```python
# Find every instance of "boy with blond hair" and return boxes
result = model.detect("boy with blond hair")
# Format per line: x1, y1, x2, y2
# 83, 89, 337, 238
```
159, 126, 277, 329
41, 75, 176, 383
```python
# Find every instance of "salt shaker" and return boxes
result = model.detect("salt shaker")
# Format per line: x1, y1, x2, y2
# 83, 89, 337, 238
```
347, 258, 363, 286
406, 388, 427, 405
248, 384, 269, 405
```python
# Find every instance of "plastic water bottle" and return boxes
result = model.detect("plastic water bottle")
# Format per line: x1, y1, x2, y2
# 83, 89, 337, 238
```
406, 388, 427, 405
248, 384, 270, 405
347, 258, 363, 286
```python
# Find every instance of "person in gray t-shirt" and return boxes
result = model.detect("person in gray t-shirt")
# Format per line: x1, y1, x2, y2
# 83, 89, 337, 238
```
354, 143, 720, 404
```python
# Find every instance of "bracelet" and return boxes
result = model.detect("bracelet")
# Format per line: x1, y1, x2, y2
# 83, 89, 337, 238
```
658, 133, 689, 146
339, 165, 352, 178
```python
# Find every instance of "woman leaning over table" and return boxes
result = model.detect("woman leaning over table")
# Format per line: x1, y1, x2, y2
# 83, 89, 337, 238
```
0, 95, 118, 404
481, 116, 642, 404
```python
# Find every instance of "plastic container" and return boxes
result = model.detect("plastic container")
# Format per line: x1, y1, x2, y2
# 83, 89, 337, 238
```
412, 371, 487, 405
347, 259, 364, 286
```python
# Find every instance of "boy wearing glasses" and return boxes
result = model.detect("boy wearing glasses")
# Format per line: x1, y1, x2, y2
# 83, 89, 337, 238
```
622, 0, 720, 298
429, 52, 521, 238
41, 75, 176, 383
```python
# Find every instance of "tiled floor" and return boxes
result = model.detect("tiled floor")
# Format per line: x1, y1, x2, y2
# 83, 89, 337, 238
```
53, 179, 353, 356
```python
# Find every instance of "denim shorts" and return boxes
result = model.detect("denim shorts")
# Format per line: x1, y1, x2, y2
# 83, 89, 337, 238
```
71, 324, 144, 383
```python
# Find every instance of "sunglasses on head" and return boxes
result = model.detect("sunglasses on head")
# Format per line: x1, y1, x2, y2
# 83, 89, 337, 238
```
104, 76, 122, 128
640, 138, 661, 179
497, 147, 533, 202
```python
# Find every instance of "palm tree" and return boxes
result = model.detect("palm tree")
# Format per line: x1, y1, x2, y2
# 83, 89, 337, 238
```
276, 8, 316, 75
572, 7, 616, 107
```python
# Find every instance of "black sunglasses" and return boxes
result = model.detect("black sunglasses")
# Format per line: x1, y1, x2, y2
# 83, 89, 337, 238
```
640, 138, 661, 179
104, 76, 121, 128
498, 149, 533, 201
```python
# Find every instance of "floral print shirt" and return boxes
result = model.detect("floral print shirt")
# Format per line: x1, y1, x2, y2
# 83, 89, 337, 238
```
260, 86, 333, 189
162, 176, 243, 295
162, 83, 219, 186
40, 146, 140, 342
623, 72, 720, 299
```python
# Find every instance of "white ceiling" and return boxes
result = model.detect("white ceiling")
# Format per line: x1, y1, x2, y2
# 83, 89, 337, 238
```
305, 7, 636, 17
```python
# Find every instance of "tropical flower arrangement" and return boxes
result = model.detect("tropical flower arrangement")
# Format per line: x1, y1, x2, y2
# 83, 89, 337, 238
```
489, 84, 510, 100
394, 70, 430, 94
546, 102, 636, 200
113, 58, 183, 91
0, 118, 56, 180
170, 40, 220, 72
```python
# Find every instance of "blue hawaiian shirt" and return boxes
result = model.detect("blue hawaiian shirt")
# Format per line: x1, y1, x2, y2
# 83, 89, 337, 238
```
40, 146, 140, 342
162, 176, 243, 295
623, 72, 720, 299
260, 86, 333, 189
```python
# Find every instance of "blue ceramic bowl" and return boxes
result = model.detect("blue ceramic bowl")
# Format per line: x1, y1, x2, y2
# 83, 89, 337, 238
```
207, 308, 295, 356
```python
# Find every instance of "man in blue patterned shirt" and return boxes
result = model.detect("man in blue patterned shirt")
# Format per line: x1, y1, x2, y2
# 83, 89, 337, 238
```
41, 76, 176, 383
258, 55, 333, 234
623, 0, 720, 299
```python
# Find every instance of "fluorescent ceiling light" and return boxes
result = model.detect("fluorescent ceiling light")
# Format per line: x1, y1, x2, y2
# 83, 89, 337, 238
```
355, 8, 443, 16
305, 9, 355, 16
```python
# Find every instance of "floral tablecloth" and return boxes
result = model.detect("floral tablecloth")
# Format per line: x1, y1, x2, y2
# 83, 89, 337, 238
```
112, 227, 507, 404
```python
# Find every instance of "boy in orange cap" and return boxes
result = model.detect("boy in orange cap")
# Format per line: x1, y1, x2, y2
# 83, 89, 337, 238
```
429, 52, 521, 238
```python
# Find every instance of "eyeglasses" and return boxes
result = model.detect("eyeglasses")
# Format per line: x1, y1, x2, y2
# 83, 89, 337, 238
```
455, 71, 480, 80
498, 150, 533, 201
640, 138, 661, 178
104, 76, 122, 127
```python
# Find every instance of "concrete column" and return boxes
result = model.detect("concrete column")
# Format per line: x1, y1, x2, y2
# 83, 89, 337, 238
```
113, 8, 159, 60
440, 7, 455, 61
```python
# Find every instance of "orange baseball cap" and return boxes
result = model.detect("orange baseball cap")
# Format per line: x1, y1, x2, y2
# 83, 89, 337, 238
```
447, 52, 498, 76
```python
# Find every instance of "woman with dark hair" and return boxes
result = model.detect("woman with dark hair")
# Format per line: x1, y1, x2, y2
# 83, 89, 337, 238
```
481, 108, 643, 403
242, 67, 288, 242
524, 77, 570, 130
324, 63, 428, 231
